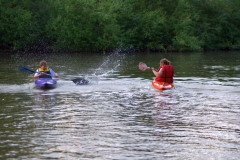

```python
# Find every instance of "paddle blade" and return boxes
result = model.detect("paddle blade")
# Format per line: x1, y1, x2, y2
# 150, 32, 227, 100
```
72, 78, 89, 85
139, 62, 149, 71
18, 66, 35, 74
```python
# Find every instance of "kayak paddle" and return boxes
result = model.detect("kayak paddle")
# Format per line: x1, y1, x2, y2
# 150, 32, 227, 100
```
72, 78, 89, 85
19, 66, 89, 84
139, 62, 151, 71
18, 66, 52, 76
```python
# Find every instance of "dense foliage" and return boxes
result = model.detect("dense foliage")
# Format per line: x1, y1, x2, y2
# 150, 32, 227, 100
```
1, 0, 240, 53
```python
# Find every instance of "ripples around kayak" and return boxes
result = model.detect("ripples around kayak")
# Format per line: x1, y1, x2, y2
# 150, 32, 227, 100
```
0, 51, 240, 159
0, 76, 239, 160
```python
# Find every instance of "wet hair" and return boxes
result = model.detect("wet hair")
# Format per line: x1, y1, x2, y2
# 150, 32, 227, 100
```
39, 60, 47, 66
160, 58, 171, 65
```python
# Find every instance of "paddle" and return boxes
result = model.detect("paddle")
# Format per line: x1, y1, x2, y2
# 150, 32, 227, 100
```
18, 66, 52, 76
19, 66, 89, 85
72, 78, 89, 85
139, 62, 151, 71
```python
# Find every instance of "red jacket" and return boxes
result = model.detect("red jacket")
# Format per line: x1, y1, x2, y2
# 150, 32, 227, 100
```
155, 65, 174, 83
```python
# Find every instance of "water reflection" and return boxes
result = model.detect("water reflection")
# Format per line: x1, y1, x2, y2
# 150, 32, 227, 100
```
0, 51, 239, 159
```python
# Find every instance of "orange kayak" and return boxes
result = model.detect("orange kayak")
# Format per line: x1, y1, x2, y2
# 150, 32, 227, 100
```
152, 80, 174, 90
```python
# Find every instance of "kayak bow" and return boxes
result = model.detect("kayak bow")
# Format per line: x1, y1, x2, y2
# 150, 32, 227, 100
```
35, 78, 57, 89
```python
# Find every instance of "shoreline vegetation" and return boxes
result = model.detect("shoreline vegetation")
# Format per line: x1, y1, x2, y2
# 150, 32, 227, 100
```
1, 0, 240, 54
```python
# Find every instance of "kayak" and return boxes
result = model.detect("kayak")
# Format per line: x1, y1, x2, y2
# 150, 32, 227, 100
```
35, 78, 57, 89
152, 80, 174, 90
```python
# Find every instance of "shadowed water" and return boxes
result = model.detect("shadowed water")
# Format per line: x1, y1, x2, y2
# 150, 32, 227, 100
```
0, 51, 239, 159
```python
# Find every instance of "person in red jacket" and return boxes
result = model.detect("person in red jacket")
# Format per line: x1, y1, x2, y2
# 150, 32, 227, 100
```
151, 58, 174, 83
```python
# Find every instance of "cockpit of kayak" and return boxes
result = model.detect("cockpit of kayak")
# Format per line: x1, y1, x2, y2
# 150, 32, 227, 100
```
35, 78, 57, 89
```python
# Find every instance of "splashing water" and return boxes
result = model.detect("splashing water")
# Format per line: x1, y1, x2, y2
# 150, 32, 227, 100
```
0, 51, 240, 160
84, 52, 127, 83
94, 52, 126, 76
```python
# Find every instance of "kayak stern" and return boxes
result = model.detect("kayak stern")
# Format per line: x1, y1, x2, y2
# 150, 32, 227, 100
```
152, 80, 174, 91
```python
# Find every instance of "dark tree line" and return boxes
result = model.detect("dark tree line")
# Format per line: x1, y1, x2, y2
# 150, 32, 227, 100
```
1, 0, 240, 53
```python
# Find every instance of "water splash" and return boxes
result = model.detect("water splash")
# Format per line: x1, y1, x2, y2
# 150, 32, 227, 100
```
85, 52, 127, 83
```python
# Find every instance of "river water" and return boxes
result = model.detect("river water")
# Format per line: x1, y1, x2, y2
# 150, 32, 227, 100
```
0, 51, 239, 159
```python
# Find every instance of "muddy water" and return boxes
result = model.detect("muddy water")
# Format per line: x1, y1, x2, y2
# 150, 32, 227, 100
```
0, 51, 239, 159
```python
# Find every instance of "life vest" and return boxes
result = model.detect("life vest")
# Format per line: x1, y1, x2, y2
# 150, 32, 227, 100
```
38, 67, 52, 78
155, 65, 174, 83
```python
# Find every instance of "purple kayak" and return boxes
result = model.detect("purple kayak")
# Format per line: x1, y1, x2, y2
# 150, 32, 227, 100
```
35, 78, 57, 89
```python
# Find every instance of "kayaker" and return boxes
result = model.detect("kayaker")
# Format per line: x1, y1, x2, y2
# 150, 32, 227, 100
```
151, 58, 174, 84
34, 60, 58, 78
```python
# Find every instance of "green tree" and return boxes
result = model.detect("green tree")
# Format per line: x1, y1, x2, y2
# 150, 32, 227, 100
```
0, 0, 32, 50
1, 0, 240, 52
116, 0, 169, 52
192, 0, 240, 50
171, 0, 203, 51
48, 0, 122, 53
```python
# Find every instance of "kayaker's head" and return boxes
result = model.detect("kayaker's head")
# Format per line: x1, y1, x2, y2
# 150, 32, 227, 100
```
160, 58, 171, 66
39, 60, 47, 70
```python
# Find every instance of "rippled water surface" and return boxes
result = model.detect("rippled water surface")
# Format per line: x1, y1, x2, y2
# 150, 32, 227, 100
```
0, 51, 239, 159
